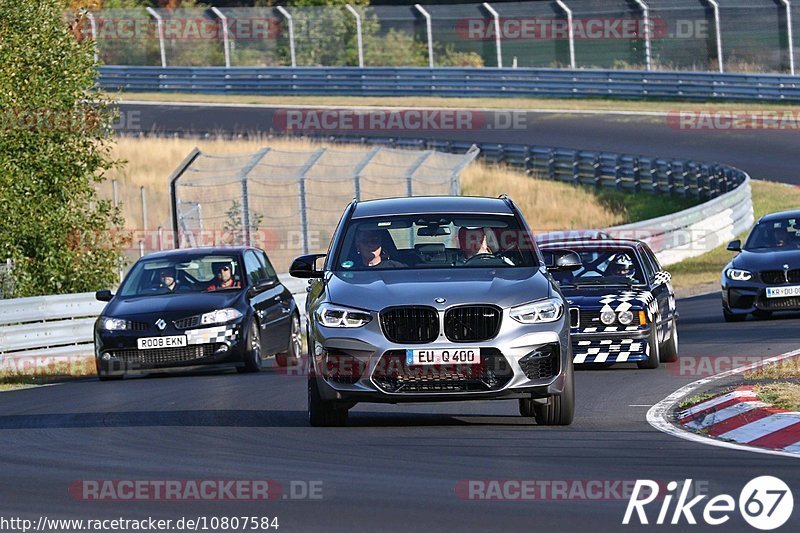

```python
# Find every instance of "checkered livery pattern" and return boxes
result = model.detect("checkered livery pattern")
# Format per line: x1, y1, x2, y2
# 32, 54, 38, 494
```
579, 290, 657, 333
573, 338, 649, 364
185, 325, 238, 345
653, 271, 672, 286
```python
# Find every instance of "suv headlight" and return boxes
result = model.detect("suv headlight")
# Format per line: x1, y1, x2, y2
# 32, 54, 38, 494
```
726, 268, 752, 281
315, 303, 372, 328
509, 298, 564, 324
200, 308, 243, 325
101, 317, 128, 331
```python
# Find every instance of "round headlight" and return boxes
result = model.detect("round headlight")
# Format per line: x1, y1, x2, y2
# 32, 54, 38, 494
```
618, 310, 634, 325
600, 310, 616, 325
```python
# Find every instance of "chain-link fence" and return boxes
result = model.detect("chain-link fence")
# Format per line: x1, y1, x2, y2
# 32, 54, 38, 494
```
81, 1, 798, 73
168, 145, 478, 272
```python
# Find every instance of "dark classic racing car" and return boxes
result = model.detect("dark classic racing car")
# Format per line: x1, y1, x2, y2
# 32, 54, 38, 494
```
94, 247, 301, 379
539, 239, 678, 369
722, 210, 800, 321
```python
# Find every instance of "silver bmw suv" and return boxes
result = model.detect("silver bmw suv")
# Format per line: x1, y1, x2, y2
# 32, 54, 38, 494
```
290, 196, 579, 426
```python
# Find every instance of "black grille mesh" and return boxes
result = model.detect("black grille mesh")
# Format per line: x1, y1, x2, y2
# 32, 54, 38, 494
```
760, 270, 800, 285
108, 344, 216, 366
380, 307, 439, 344
173, 315, 201, 329
444, 306, 501, 342
371, 349, 512, 393
758, 296, 800, 310
519, 344, 560, 380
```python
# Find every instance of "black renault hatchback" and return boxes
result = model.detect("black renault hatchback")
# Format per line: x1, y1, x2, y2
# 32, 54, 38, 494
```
94, 247, 300, 379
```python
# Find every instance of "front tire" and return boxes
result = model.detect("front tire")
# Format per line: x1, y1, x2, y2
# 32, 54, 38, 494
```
238, 320, 262, 373
275, 313, 302, 367
659, 318, 679, 363
637, 327, 660, 369
308, 376, 348, 427
533, 369, 574, 426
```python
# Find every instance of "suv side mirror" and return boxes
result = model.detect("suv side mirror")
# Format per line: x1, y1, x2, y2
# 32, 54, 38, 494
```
95, 289, 113, 302
727, 240, 742, 252
290, 254, 326, 279
547, 251, 582, 272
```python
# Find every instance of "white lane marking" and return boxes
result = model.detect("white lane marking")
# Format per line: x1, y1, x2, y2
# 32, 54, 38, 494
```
683, 401, 768, 430
676, 389, 758, 420
118, 99, 671, 117
646, 348, 800, 459
629, 404, 653, 407
718, 413, 800, 443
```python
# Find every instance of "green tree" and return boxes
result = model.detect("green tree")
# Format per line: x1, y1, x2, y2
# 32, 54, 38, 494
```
0, 0, 127, 297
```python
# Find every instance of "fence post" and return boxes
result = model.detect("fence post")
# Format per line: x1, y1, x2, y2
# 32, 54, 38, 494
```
297, 149, 327, 255
238, 148, 271, 247
211, 7, 231, 68
415, 4, 434, 68
276, 6, 297, 67
86, 12, 98, 63
146, 7, 167, 68
405, 151, 434, 197
555, 1, 576, 69
705, 1, 724, 73
352, 147, 381, 201
112, 179, 118, 207
482, 3, 503, 68
169, 148, 202, 249
345, 4, 365, 68
781, 0, 796, 75
140, 186, 147, 232
633, 0, 652, 70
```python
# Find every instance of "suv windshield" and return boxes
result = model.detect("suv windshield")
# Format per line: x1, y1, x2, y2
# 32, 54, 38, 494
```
118, 253, 243, 296
334, 215, 538, 271
545, 248, 645, 286
744, 218, 800, 250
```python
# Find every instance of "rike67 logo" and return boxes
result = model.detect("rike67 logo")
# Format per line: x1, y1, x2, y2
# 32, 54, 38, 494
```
623, 477, 793, 530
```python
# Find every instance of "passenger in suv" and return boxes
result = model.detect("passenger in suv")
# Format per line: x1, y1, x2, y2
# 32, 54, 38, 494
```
290, 196, 580, 427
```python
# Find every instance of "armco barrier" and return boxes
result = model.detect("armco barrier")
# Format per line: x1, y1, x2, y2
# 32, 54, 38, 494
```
0, 275, 306, 361
98, 66, 800, 103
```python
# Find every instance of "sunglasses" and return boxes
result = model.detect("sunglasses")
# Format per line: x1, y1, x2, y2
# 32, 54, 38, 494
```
216, 266, 231, 272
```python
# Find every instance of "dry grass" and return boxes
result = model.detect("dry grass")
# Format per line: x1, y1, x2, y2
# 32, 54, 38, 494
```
755, 383, 800, 411
460, 164, 624, 230
0, 355, 96, 383
745, 356, 800, 380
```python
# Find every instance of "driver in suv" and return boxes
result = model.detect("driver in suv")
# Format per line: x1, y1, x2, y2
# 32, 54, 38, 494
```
291, 195, 579, 427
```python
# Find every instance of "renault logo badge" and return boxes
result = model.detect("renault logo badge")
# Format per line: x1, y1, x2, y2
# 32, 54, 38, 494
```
156, 318, 167, 331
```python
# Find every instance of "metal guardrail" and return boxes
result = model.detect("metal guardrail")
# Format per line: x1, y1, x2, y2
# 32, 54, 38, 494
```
98, 66, 800, 102
0, 275, 307, 360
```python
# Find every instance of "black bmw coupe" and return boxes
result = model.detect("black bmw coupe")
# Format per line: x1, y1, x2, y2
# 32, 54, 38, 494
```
94, 247, 300, 380
722, 210, 800, 321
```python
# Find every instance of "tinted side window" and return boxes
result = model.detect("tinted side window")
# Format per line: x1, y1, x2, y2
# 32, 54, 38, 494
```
258, 251, 278, 281
642, 246, 663, 273
638, 248, 657, 281
244, 251, 267, 286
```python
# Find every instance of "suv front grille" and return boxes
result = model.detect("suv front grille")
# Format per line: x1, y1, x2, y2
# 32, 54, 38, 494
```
444, 305, 501, 342
519, 344, 560, 380
380, 307, 439, 344
107, 344, 217, 366
371, 348, 512, 393
760, 270, 800, 285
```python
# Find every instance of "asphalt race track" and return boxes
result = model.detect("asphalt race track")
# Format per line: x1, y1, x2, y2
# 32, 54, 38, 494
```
118, 101, 800, 183
1, 102, 798, 531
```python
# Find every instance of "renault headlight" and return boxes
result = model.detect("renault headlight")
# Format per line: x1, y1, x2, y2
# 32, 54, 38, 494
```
726, 268, 752, 281
315, 303, 372, 328
101, 317, 128, 331
200, 308, 243, 325
509, 298, 564, 324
